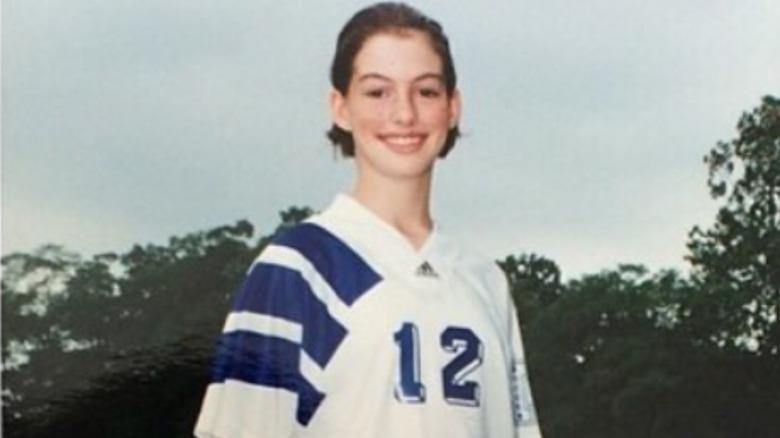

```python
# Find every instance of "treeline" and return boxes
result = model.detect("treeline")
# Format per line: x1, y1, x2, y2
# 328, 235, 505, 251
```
3, 96, 778, 437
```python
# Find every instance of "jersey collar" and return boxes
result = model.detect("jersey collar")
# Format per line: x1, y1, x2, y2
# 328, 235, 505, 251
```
320, 194, 458, 278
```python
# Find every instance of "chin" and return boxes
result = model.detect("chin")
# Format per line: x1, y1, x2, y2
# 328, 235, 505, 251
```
381, 159, 439, 181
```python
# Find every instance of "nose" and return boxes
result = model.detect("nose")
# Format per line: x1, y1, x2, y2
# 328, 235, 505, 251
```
392, 92, 417, 125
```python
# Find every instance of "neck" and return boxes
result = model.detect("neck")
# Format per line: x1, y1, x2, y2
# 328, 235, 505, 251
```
351, 172, 434, 250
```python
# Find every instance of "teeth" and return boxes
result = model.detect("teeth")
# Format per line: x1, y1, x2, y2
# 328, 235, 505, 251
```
384, 135, 423, 145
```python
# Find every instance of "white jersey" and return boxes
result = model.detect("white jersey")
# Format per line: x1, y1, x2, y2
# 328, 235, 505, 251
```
195, 195, 542, 437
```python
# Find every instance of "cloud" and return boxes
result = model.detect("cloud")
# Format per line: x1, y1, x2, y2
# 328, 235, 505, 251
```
3, 0, 779, 278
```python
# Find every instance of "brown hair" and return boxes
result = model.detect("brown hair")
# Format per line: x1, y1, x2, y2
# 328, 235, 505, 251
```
326, 2, 460, 157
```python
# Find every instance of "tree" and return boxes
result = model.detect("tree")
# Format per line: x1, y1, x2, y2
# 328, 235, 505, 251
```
2, 208, 312, 437
687, 95, 779, 354
682, 95, 780, 436
523, 266, 707, 438
499, 253, 563, 327
2, 245, 84, 428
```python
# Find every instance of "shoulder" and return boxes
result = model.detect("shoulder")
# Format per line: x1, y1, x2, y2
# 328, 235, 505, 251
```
441, 233, 509, 295
257, 219, 382, 307
269, 220, 369, 270
266, 204, 366, 261
271, 220, 341, 254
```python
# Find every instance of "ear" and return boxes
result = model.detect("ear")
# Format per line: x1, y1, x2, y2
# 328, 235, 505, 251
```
329, 89, 352, 131
448, 88, 462, 129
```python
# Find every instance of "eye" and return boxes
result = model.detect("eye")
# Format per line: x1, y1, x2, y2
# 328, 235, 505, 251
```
419, 87, 443, 98
364, 88, 387, 98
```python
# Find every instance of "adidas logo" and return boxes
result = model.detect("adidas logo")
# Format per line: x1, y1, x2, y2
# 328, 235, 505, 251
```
415, 261, 439, 278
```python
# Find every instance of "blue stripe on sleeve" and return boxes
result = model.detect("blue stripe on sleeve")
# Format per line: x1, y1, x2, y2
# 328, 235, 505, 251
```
209, 223, 384, 427
212, 331, 325, 426
233, 264, 347, 368
275, 223, 382, 306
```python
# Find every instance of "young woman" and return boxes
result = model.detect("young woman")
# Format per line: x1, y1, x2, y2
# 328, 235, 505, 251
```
195, 3, 542, 437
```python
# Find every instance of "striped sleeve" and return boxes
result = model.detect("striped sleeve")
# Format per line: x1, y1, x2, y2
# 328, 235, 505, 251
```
194, 223, 381, 438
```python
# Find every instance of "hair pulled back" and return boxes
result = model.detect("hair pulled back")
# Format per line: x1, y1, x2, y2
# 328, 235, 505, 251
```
327, 2, 460, 157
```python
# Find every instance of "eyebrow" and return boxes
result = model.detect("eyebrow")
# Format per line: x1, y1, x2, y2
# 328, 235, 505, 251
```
356, 72, 445, 84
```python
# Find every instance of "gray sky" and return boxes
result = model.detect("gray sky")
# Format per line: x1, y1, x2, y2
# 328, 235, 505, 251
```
3, 0, 779, 278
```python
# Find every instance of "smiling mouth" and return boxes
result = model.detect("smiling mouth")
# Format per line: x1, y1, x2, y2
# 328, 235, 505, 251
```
379, 134, 426, 152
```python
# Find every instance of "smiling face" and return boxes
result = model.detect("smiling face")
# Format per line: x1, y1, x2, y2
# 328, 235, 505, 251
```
331, 30, 461, 183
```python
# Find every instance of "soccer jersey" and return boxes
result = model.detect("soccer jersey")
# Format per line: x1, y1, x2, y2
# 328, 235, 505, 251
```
195, 195, 542, 437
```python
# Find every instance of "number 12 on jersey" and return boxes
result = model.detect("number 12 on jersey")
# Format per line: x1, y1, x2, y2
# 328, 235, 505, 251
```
394, 323, 483, 407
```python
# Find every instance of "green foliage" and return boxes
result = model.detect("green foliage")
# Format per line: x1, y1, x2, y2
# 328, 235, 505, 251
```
499, 253, 563, 327
688, 95, 780, 355
526, 267, 690, 437
506, 96, 780, 438
1, 213, 314, 437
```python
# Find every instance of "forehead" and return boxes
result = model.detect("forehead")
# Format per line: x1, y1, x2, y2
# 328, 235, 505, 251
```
352, 30, 443, 79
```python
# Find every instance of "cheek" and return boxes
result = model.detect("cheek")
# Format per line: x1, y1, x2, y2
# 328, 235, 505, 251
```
350, 103, 390, 131
420, 104, 453, 128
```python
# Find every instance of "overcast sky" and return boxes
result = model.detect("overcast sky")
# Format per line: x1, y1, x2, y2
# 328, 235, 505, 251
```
3, 0, 779, 278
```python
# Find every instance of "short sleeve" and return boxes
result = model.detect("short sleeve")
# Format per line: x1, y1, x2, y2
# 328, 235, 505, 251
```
495, 266, 544, 438
194, 223, 381, 438
194, 257, 327, 437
